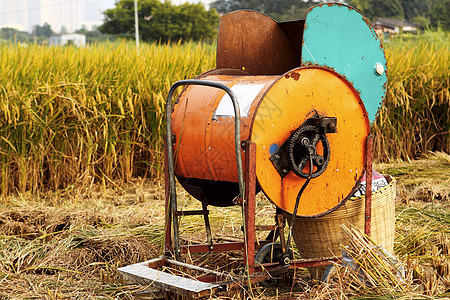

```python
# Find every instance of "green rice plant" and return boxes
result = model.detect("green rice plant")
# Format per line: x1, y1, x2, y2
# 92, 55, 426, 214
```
0, 41, 215, 195
386, 28, 449, 48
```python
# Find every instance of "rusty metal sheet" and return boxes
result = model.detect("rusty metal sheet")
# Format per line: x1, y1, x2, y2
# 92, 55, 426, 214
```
217, 10, 300, 75
171, 75, 274, 206
278, 20, 305, 58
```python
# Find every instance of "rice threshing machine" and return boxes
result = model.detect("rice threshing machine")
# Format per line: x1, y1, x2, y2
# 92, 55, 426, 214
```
119, 3, 395, 298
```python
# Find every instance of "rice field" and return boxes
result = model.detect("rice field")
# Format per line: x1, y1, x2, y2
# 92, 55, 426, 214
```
0, 41, 215, 195
374, 41, 450, 162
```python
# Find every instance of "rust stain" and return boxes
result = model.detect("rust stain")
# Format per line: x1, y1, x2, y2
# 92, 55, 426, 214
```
291, 72, 300, 81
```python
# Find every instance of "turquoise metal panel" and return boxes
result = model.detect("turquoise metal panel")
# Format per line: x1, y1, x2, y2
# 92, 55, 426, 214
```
301, 4, 388, 123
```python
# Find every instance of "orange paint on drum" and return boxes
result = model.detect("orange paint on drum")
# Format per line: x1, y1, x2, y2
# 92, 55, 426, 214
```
251, 67, 370, 216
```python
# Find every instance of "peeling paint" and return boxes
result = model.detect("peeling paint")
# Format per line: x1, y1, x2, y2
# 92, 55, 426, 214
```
290, 72, 300, 81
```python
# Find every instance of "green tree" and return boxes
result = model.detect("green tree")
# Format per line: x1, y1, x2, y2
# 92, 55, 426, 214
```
412, 15, 430, 29
99, 0, 219, 42
0, 28, 30, 43
210, 0, 241, 14
347, 0, 404, 20
400, 0, 432, 20
210, 0, 314, 21
428, 0, 450, 30
32, 23, 54, 37
347, 0, 371, 13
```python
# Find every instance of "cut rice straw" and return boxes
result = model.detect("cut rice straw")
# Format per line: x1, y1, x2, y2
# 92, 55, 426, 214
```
325, 224, 410, 297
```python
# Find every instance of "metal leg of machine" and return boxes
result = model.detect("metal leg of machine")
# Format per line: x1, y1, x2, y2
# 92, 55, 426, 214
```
164, 140, 172, 256
243, 141, 257, 275
365, 135, 374, 236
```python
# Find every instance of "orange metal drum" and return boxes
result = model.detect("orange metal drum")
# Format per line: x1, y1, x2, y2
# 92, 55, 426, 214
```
172, 75, 277, 182
251, 67, 370, 216
172, 67, 370, 216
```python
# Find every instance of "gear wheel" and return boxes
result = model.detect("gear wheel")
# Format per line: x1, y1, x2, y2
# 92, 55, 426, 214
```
287, 125, 331, 178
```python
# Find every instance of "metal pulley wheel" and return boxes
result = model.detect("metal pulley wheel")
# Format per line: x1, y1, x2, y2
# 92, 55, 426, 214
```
287, 125, 330, 178
255, 242, 293, 287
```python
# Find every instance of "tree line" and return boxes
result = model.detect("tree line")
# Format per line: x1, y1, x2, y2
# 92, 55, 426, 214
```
1, 0, 448, 45
211, 0, 449, 29
100, 0, 448, 42
347, 0, 449, 29
0, 24, 114, 44
99, 0, 219, 42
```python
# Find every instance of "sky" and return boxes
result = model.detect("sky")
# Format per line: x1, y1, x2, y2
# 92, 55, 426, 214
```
0, 0, 212, 33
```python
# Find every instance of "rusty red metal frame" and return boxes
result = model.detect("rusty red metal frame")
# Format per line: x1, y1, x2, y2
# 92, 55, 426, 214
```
365, 135, 374, 236
243, 141, 257, 274
164, 140, 172, 255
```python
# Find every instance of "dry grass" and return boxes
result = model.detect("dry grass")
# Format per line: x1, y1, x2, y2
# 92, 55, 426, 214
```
376, 151, 450, 204
0, 179, 166, 299
296, 225, 410, 299
0, 154, 448, 299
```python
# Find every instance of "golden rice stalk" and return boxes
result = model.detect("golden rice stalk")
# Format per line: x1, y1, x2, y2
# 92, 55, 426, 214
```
373, 41, 450, 162
0, 41, 216, 195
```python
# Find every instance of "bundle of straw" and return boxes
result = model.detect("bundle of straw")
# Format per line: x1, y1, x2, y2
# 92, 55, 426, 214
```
324, 224, 409, 296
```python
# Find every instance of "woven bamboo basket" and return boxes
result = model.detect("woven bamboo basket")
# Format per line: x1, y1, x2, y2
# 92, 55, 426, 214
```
289, 175, 396, 279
